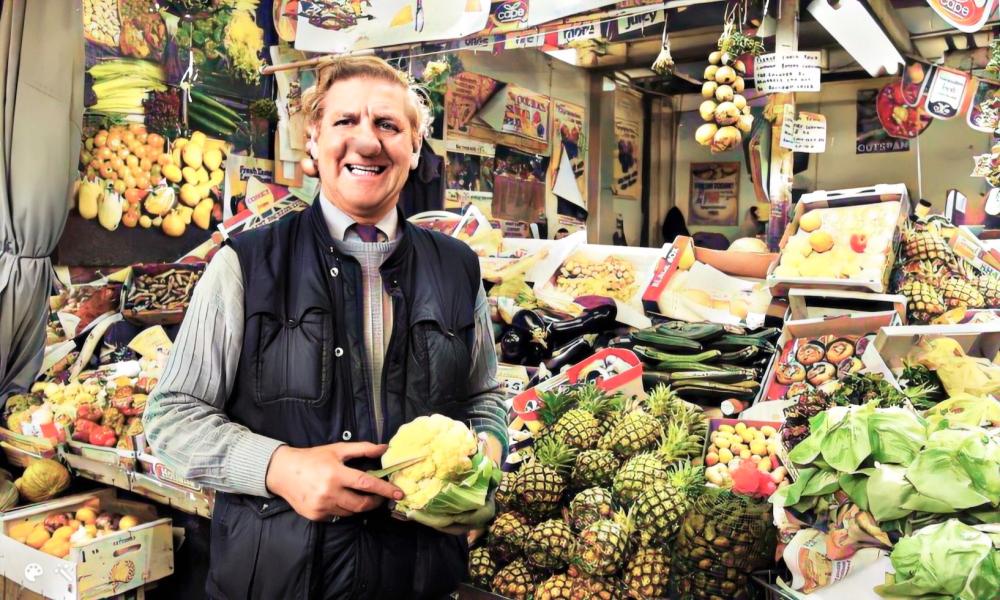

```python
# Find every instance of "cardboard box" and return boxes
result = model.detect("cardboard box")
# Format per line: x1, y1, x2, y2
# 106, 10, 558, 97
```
756, 311, 902, 405
0, 489, 173, 600
786, 288, 908, 322
643, 236, 774, 329
863, 323, 1000, 391
134, 453, 202, 494
59, 450, 131, 491
121, 263, 205, 327
64, 441, 136, 471
129, 474, 214, 520
0, 428, 56, 469
533, 237, 668, 329
768, 184, 910, 295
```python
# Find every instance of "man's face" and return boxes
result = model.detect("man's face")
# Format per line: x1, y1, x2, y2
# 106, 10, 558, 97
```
314, 77, 415, 222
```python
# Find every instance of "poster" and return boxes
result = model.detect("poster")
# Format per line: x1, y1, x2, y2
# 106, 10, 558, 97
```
445, 72, 502, 136
295, 1, 491, 52
923, 67, 972, 119
492, 145, 549, 222
501, 85, 551, 144
612, 87, 643, 199
548, 100, 588, 206
925, 0, 998, 33
856, 89, 911, 154
968, 79, 1000, 133
779, 108, 827, 153
445, 137, 496, 209
689, 163, 740, 226
753, 52, 822, 93
223, 155, 275, 219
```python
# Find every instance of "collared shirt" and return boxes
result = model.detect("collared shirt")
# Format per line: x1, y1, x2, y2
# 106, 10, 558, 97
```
318, 193, 400, 242
142, 200, 508, 498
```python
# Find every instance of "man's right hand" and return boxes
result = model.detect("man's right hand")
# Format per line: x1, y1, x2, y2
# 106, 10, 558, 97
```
265, 442, 404, 521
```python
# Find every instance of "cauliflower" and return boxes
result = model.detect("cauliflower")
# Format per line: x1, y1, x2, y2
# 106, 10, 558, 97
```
382, 415, 478, 510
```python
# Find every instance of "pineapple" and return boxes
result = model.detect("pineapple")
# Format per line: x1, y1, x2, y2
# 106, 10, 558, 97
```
574, 512, 634, 577
633, 464, 704, 545
468, 546, 496, 589
513, 437, 576, 519
568, 487, 615, 532
976, 273, 1000, 306
534, 573, 576, 600
941, 277, 986, 309
551, 398, 609, 451
607, 403, 662, 457
900, 279, 946, 323
571, 449, 620, 489
623, 547, 671, 600
904, 228, 954, 263
566, 568, 628, 600
524, 519, 576, 569
494, 470, 516, 511
646, 385, 708, 440
492, 559, 540, 600
612, 452, 667, 505
656, 419, 706, 466
489, 511, 530, 561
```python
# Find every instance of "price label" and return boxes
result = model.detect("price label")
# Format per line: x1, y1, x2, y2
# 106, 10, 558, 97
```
779, 109, 827, 153
924, 67, 971, 119
754, 52, 821, 93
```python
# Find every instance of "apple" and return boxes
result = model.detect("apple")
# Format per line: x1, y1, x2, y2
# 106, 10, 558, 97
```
850, 233, 868, 253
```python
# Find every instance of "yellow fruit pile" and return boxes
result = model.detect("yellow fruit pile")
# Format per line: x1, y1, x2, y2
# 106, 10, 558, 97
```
9, 499, 144, 558
703, 422, 788, 488
77, 126, 224, 237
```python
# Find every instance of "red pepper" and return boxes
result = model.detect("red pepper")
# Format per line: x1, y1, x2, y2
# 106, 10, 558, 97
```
72, 418, 97, 443
76, 404, 103, 423
88, 425, 117, 447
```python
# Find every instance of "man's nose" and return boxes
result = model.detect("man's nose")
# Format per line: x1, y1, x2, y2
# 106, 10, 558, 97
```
350, 122, 381, 156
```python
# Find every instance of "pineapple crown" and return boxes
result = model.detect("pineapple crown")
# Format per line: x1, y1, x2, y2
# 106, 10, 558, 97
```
667, 462, 705, 495
644, 384, 680, 417
536, 390, 576, 427
532, 436, 578, 472
537, 384, 620, 426
656, 420, 704, 464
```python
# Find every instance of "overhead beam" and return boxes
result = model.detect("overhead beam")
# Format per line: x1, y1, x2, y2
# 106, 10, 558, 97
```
867, 0, 917, 56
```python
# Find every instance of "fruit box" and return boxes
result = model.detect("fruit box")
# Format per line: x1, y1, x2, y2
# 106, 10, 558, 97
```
532, 236, 670, 329
0, 489, 173, 600
58, 449, 132, 492
643, 236, 775, 329
0, 428, 57, 469
785, 288, 907, 322
862, 323, 1000, 392
64, 440, 136, 471
120, 263, 205, 327
702, 418, 788, 492
755, 311, 902, 405
129, 473, 214, 520
768, 184, 910, 295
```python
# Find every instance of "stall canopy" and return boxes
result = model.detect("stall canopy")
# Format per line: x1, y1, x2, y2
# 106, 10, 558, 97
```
0, 0, 83, 401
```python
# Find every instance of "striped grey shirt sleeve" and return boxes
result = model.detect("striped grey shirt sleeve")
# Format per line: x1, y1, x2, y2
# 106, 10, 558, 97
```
462, 284, 510, 456
142, 246, 284, 498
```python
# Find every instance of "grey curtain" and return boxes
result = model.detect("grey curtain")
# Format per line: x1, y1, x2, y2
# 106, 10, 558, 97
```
0, 0, 83, 402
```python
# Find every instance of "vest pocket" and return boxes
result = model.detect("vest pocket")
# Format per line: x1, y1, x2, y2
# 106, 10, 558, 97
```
253, 306, 332, 406
410, 317, 473, 408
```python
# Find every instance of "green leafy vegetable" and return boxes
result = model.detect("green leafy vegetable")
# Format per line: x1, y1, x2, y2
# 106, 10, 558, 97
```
869, 408, 927, 465
875, 520, 1000, 599
907, 449, 991, 511
419, 451, 500, 516
820, 406, 872, 473
867, 464, 915, 522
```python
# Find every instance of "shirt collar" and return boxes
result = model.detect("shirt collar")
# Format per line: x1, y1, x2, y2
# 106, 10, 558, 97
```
318, 192, 399, 241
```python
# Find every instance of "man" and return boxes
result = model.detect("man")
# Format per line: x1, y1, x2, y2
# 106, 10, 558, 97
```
143, 56, 507, 599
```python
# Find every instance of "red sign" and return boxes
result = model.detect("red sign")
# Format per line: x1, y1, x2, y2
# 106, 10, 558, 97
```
925, 0, 998, 33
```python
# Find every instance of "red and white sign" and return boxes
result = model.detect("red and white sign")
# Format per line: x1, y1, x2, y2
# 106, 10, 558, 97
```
923, 67, 973, 119
925, 0, 998, 33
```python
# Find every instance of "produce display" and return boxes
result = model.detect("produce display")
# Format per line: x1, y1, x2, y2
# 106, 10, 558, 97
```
772, 201, 900, 283
50, 283, 122, 336
124, 265, 204, 315
552, 254, 638, 303
469, 383, 712, 599
703, 421, 789, 492
8, 498, 146, 558
694, 51, 753, 154
77, 126, 226, 237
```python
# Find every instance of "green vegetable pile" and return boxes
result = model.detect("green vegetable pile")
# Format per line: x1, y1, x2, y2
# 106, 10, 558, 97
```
774, 402, 1000, 534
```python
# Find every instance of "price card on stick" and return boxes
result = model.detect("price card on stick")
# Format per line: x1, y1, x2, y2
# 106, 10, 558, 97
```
923, 67, 972, 119
754, 52, 822, 93
780, 108, 827, 153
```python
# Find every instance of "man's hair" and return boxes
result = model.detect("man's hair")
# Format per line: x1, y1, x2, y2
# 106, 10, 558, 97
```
301, 55, 431, 147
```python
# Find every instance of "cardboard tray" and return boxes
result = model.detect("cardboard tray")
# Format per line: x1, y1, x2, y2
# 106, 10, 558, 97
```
755, 311, 902, 405
768, 184, 910, 295
785, 288, 907, 322
0, 428, 57, 469
120, 263, 205, 326
129, 474, 214, 520
0, 489, 173, 600
64, 440, 137, 471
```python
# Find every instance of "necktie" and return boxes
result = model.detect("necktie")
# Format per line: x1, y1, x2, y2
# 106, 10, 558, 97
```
351, 224, 385, 243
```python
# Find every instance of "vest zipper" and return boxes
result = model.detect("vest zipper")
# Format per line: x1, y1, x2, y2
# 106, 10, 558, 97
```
378, 281, 401, 443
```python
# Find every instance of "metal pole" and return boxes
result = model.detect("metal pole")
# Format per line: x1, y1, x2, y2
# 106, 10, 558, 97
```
766, 0, 799, 252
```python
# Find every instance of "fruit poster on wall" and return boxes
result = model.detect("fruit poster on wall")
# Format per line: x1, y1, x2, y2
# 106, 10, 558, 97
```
501, 85, 552, 144
612, 87, 643, 199
445, 71, 502, 136
548, 101, 588, 202
294, 1, 491, 53
856, 89, 911, 154
492, 145, 549, 222
689, 163, 740, 226
445, 138, 496, 210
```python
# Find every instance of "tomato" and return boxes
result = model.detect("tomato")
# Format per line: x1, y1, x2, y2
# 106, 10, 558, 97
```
850, 233, 869, 253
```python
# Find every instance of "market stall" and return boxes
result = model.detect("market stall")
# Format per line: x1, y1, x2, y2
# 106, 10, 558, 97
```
1, 0, 999, 599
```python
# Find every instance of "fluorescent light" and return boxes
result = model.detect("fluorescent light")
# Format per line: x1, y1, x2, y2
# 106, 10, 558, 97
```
807, 0, 905, 77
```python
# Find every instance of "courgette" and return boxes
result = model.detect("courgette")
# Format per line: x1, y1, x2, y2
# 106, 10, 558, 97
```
655, 321, 725, 342
665, 370, 755, 384
632, 345, 720, 365
671, 381, 759, 402
191, 89, 242, 122
653, 361, 724, 373
632, 329, 703, 352
706, 334, 776, 353
717, 346, 760, 364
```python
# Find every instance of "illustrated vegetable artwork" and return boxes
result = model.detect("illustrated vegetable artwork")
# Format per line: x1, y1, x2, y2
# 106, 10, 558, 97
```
381, 415, 499, 519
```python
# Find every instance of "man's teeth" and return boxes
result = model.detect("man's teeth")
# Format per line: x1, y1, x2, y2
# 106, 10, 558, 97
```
347, 165, 386, 175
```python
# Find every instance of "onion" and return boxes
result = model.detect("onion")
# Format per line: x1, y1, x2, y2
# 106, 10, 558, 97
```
715, 84, 734, 103
695, 123, 718, 146
737, 114, 754, 133
715, 65, 737, 85
699, 100, 718, 122
733, 77, 745, 93
733, 94, 747, 111
704, 65, 719, 81
711, 126, 742, 153
714, 101, 740, 126
702, 81, 718, 99
708, 51, 723, 65
734, 59, 747, 75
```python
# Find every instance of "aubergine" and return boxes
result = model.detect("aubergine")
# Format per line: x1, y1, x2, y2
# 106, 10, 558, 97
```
544, 336, 594, 372
547, 304, 616, 349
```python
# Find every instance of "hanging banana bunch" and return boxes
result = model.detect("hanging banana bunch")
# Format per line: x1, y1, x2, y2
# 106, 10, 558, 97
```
651, 10, 674, 75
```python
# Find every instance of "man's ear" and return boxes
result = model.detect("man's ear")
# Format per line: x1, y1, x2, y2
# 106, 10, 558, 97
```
410, 140, 421, 170
307, 126, 318, 159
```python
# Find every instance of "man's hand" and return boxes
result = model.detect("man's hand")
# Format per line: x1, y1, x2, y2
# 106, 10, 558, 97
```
265, 442, 404, 521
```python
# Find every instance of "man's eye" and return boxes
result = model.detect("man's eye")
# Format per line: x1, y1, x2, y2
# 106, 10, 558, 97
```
333, 118, 352, 126
378, 121, 400, 132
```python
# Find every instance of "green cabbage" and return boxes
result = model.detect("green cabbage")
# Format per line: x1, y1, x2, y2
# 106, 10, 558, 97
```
820, 406, 872, 473
875, 520, 1000, 599
868, 408, 926, 465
